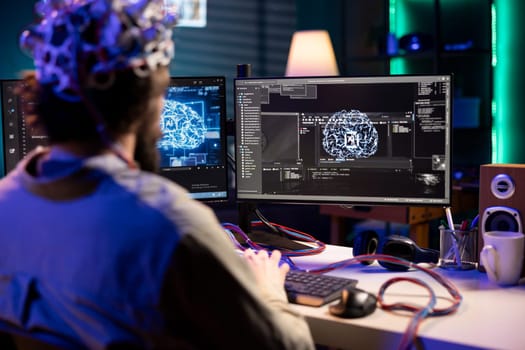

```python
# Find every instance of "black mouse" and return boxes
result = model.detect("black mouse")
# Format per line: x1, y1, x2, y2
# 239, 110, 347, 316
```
328, 287, 377, 318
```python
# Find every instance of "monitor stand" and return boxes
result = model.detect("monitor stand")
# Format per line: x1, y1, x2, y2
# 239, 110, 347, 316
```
237, 203, 312, 251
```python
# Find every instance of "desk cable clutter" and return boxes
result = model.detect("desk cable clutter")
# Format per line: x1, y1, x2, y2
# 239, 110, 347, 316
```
222, 221, 463, 350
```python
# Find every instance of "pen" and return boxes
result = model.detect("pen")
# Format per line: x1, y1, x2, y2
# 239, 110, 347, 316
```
444, 206, 455, 231
469, 214, 479, 230
444, 206, 462, 267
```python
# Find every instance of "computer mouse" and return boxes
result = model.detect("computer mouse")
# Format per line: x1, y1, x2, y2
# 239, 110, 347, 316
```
328, 287, 377, 318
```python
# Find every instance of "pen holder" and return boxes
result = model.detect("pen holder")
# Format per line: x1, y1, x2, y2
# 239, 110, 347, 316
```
439, 226, 478, 270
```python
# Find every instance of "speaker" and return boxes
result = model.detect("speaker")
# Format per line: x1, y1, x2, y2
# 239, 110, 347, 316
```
478, 164, 525, 275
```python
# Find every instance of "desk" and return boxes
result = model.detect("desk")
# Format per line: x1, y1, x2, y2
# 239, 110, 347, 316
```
289, 244, 525, 350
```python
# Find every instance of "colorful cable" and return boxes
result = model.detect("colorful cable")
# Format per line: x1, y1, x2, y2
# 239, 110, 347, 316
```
222, 222, 463, 350
222, 221, 326, 257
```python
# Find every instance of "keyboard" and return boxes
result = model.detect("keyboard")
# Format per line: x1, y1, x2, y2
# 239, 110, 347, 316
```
284, 270, 358, 307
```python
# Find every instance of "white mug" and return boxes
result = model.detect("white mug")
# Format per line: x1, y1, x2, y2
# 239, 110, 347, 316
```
480, 231, 525, 286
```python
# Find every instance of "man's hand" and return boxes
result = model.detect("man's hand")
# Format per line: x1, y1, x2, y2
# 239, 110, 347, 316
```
243, 249, 290, 300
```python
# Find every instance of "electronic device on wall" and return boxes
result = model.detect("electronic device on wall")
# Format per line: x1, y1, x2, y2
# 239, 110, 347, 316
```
157, 76, 229, 202
478, 163, 525, 275
353, 232, 439, 271
399, 32, 434, 52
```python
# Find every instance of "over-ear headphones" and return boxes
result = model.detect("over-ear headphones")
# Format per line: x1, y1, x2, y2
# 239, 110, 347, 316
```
353, 231, 439, 271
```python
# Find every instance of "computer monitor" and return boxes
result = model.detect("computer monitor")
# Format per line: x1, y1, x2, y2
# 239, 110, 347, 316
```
1, 79, 49, 176
157, 76, 229, 201
234, 74, 453, 207
1, 77, 229, 202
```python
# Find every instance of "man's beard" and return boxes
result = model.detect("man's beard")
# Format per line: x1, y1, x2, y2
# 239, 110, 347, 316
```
134, 129, 161, 173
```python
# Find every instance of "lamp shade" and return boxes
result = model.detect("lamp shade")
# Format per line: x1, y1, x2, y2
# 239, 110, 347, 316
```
285, 30, 339, 76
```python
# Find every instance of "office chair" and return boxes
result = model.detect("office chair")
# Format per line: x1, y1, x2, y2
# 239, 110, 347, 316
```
0, 330, 143, 350
0, 329, 75, 350
0, 330, 16, 350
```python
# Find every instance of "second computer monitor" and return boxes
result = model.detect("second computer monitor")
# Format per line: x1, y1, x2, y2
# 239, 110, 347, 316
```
234, 74, 452, 206
1, 77, 229, 202
157, 76, 229, 201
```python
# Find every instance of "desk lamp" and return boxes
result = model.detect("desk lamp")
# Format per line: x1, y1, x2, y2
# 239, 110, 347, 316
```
285, 30, 339, 76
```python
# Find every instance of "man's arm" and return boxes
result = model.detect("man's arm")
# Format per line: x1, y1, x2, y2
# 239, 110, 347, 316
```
159, 227, 314, 350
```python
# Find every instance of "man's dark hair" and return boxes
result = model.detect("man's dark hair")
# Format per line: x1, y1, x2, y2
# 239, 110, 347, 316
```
18, 67, 169, 144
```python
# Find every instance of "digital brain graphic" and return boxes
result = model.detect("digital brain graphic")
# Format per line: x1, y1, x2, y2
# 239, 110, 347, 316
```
322, 109, 378, 159
158, 100, 207, 151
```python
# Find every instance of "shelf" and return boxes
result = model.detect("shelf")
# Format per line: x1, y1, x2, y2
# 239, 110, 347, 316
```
342, 0, 492, 166
347, 49, 491, 65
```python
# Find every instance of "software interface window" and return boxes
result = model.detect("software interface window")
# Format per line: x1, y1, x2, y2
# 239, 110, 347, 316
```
157, 76, 229, 201
1, 79, 49, 175
235, 75, 452, 205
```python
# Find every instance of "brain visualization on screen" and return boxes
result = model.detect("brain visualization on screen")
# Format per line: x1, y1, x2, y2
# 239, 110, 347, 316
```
2, 77, 229, 202
234, 75, 452, 206
157, 76, 228, 201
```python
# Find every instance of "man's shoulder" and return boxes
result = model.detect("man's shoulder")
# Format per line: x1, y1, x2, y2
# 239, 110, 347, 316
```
110, 167, 216, 225
86, 154, 189, 199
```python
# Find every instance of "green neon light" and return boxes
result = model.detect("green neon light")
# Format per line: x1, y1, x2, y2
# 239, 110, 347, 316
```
390, 57, 406, 75
493, 1, 518, 163
389, 0, 396, 33
491, 4, 497, 68
491, 3, 498, 163
389, 0, 408, 74
491, 100, 499, 163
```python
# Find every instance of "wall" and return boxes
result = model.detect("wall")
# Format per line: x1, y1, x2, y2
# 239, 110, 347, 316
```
171, 0, 297, 118
0, 2, 35, 78
172, 1, 295, 77
294, 0, 345, 70
0, 0, 297, 119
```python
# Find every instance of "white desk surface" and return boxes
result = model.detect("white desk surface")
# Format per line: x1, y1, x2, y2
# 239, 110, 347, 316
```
289, 244, 525, 350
